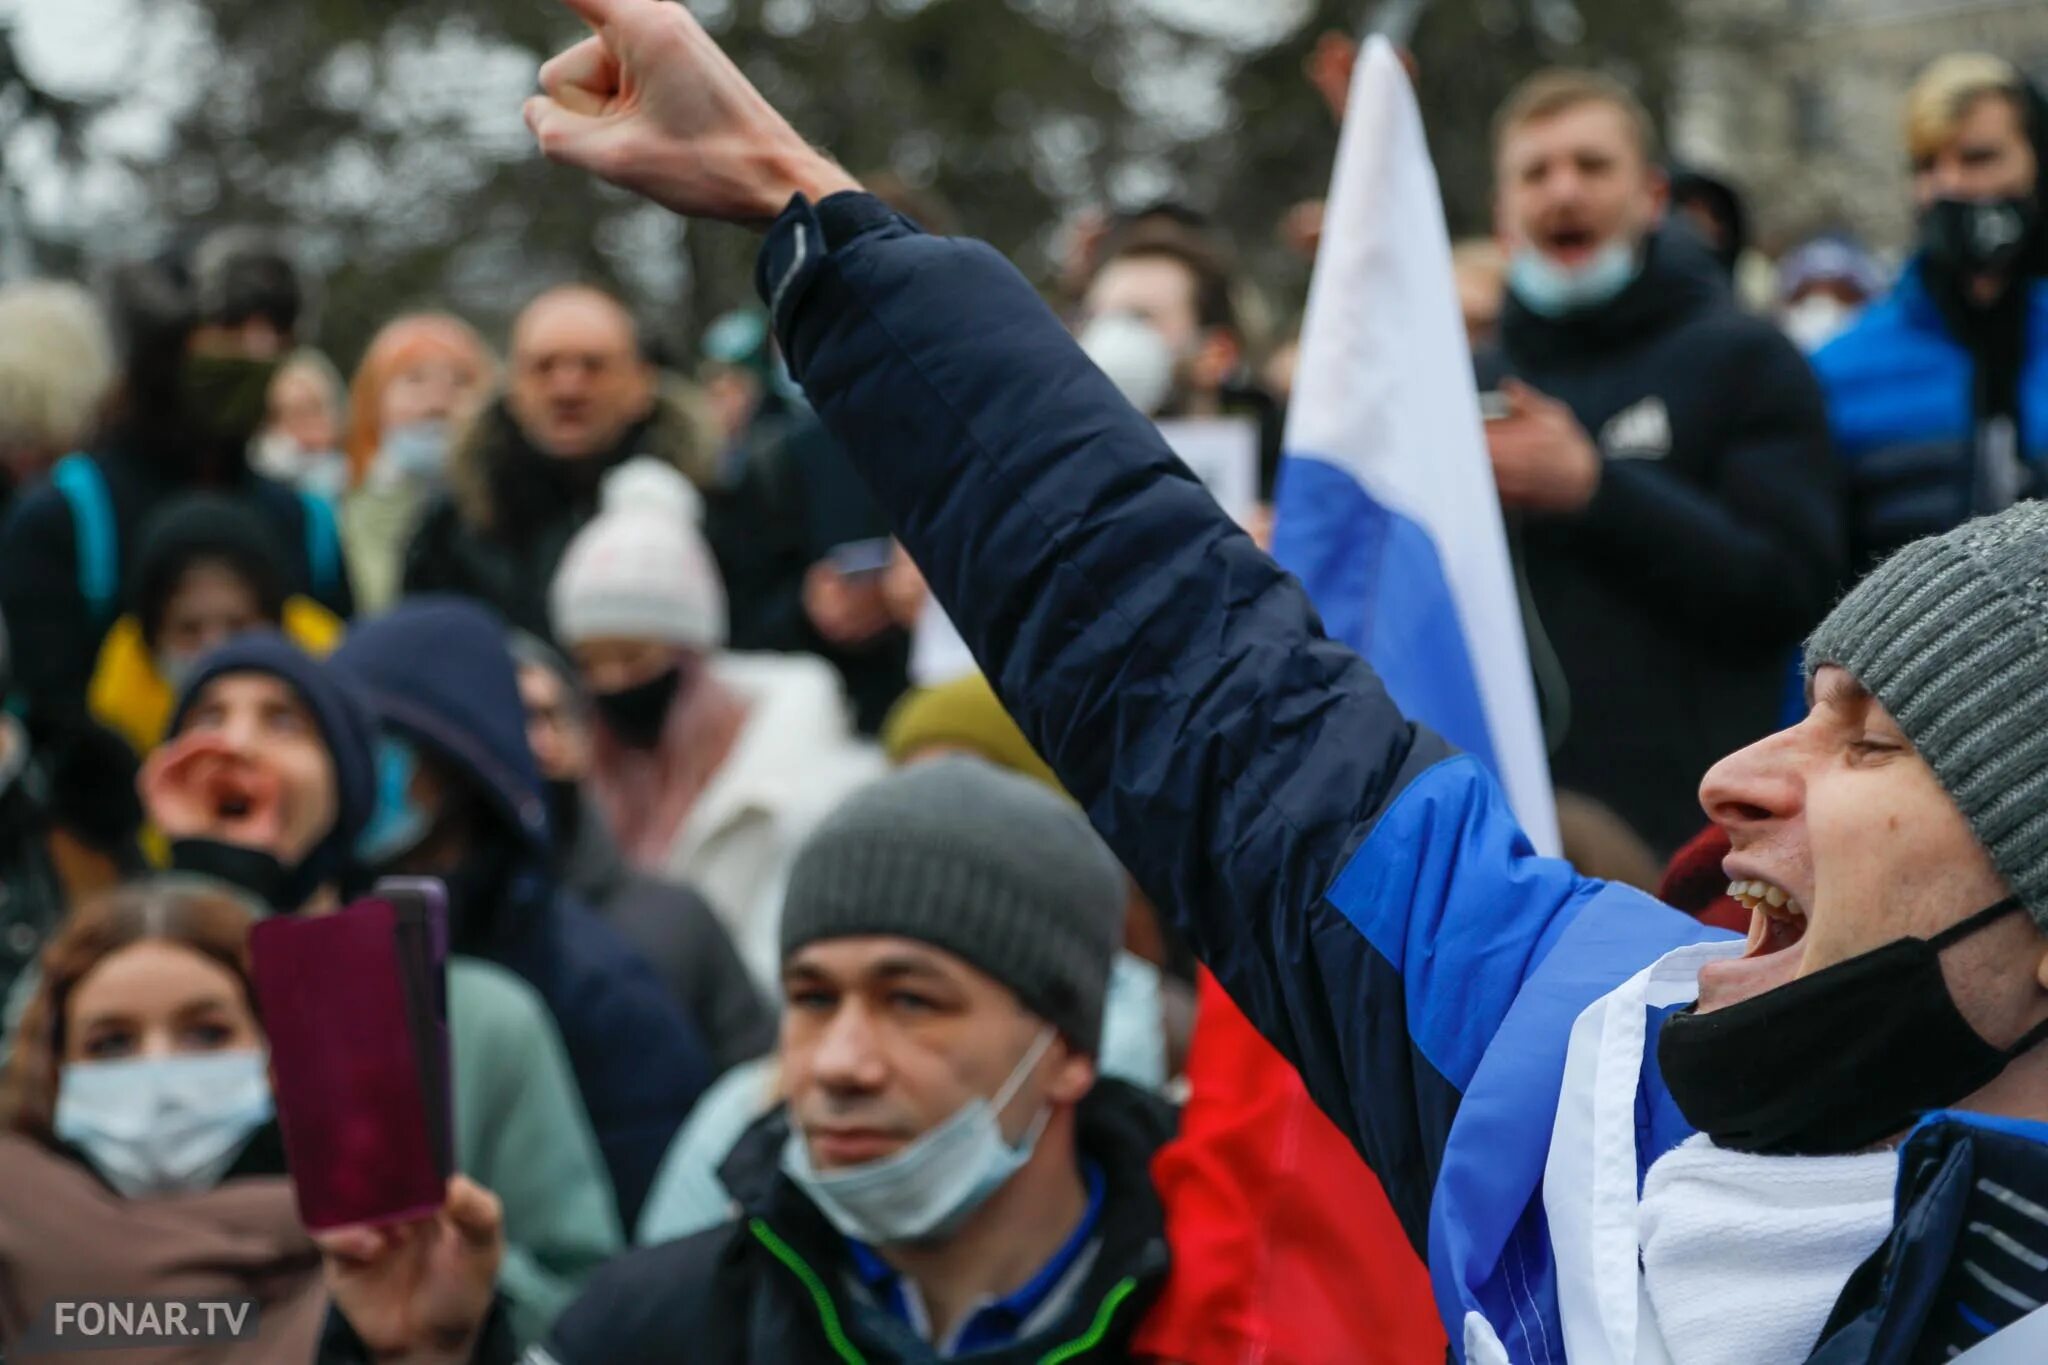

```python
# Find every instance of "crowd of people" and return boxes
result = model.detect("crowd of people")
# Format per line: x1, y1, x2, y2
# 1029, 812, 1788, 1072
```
0, 0, 2044, 1358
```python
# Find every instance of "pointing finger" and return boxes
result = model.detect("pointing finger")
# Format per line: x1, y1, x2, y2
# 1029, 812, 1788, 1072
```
553, 0, 625, 35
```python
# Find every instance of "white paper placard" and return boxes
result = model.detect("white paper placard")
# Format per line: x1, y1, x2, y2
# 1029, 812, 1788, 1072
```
1156, 415, 1261, 526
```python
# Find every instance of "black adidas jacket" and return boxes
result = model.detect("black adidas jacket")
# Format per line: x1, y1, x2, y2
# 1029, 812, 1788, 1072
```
1477, 227, 1844, 855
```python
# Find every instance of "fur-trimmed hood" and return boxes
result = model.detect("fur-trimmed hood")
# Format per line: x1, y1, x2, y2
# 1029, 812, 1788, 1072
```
444, 380, 724, 535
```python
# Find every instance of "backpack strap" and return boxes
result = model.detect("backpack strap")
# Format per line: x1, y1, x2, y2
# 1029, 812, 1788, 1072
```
52, 453, 118, 623
298, 489, 343, 604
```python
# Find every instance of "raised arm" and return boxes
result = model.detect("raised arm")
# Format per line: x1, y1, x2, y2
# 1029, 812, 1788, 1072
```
524, 0, 1608, 1246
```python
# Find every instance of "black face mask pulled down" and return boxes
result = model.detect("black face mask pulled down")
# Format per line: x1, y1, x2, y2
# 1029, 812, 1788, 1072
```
169, 838, 294, 909
1658, 896, 2048, 1157
1919, 196, 2041, 284
591, 667, 681, 751
1917, 196, 2042, 479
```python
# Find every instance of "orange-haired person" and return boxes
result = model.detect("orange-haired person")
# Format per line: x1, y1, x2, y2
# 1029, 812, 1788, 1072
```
342, 314, 495, 613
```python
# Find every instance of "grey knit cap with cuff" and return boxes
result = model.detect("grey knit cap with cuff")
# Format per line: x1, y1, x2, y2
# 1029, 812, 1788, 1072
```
1806, 500, 2048, 928
779, 756, 1125, 1052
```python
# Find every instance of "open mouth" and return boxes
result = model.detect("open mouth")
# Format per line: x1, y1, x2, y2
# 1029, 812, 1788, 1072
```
1728, 879, 1808, 957
1696, 875, 1811, 1012
1537, 223, 1601, 265
202, 765, 283, 847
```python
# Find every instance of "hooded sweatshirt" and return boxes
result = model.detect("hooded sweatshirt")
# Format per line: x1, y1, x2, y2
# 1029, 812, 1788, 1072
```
330, 597, 714, 1225
159, 633, 625, 1337
167, 630, 380, 909
1479, 226, 1844, 854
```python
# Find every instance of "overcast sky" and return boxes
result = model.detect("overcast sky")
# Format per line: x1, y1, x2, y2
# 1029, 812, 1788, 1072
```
3, 0, 1311, 256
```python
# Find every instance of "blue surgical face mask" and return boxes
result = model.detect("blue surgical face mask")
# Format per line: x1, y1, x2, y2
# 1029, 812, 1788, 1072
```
376, 421, 450, 483
155, 650, 202, 696
357, 735, 430, 865
1508, 238, 1642, 318
54, 1049, 273, 1199
781, 1026, 1056, 1244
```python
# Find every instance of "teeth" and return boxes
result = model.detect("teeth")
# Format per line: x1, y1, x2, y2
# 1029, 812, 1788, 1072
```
1724, 879, 1804, 919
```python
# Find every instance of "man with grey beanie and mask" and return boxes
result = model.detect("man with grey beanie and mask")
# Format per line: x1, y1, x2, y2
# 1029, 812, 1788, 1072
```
390, 755, 1175, 1365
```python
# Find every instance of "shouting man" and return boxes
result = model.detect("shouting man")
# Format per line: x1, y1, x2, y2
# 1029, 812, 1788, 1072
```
316, 4, 2048, 1362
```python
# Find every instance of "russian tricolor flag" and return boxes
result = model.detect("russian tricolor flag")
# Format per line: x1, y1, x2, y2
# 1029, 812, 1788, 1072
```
1272, 37, 1559, 854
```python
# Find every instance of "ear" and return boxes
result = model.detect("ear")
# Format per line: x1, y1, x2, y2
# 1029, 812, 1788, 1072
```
2031, 931, 2048, 995
1047, 1044, 1096, 1107
627, 358, 659, 415
1492, 186, 1521, 255
1192, 327, 1242, 392
1644, 165, 1672, 223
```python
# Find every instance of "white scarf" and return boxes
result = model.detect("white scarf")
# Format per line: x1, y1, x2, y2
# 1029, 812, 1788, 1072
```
1637, 1133, 1896, 1365
1544, 941, 1900, 1365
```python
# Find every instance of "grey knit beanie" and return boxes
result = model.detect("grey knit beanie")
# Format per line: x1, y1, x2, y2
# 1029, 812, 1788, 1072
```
1806, 500, 2048, 927
779, 756, 1126, 1052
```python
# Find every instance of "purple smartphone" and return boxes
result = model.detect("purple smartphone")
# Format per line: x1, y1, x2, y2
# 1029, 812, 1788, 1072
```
375, 877, 454, 1178
249, 899, 445, 1231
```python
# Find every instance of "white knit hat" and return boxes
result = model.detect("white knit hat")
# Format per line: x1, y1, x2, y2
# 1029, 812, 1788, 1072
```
550, 457, 728, 649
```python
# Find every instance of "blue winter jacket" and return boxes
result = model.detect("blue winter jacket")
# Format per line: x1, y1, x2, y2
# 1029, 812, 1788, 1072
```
754, 191, 2048, 1363
332, 597, 712, 1227
1811, 263, 2048, 576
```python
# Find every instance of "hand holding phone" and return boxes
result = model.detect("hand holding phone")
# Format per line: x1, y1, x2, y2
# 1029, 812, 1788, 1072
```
315, 1176, 503, 1363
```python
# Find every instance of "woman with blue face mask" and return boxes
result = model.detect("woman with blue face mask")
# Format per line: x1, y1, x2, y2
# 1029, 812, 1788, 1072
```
0, 879, 329, 1361
340, 314, 496, 616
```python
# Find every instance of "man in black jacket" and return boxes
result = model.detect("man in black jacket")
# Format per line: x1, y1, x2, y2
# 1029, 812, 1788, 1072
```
1478, 69, 1844, 855
403, 284, 812, 658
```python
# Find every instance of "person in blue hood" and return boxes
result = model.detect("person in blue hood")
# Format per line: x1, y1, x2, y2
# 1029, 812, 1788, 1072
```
146, 630, 377, 912
380, 7, 2048, 1363
330, 595, 712, 1227
138, 630, 629, 1341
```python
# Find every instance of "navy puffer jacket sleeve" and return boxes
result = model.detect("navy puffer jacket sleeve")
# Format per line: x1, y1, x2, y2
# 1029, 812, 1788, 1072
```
758, 193, 1497, 1235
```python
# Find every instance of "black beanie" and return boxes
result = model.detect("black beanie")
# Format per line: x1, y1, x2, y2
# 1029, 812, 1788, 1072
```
130, 494, 290, 648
